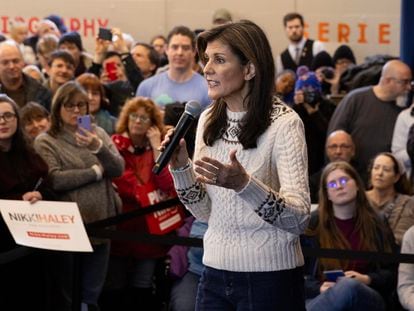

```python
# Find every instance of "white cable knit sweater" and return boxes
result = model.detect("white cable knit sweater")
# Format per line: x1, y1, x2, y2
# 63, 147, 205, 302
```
171, 99, 310, 272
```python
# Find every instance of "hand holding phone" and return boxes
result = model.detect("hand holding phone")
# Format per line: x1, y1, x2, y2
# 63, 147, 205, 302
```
77, 115, 92, 134
105, 61, 118, 81
323, 270, 345, 282
98, 27, 112, 41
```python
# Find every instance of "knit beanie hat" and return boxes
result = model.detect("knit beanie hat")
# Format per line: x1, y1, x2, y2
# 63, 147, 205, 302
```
333, 45, 356, 65
58, 31, 83, 51
295, 71, 322, 94
45, 14, 67, 34
311, 51, 334, 71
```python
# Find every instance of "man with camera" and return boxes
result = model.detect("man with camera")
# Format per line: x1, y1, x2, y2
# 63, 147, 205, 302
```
293, 69, 336, 175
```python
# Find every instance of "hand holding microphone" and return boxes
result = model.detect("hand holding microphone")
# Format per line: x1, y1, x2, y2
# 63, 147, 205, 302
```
153, 100, 201, 174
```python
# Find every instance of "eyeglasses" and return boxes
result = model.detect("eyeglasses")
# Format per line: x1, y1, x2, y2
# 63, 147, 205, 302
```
0, 112, 16, 123
327, 144, 352, 151
388, 77, 412, 86
63, 101, 88, 112
326, 176, 350, 189
129, 113, 150, 123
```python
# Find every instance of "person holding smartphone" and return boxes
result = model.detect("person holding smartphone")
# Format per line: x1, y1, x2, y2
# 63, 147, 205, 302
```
34, 81, 124, 311
88, 27, 145, 116
302, 161, 396, 311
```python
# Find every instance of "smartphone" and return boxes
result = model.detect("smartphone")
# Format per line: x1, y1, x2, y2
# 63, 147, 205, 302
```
105, 61, 118, 81
77, 115, 92, 133
323, 270, 345, 282
98, 27, 112, 41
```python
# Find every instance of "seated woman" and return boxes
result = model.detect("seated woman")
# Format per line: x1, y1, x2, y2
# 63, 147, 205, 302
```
77, 73, 117, 135
19, 101, 51, 140
0, 94, 54, 309
303, 161, 396, 311
366, 152, 414, 247
105, 97, 178, 310
34, 81, 124, 310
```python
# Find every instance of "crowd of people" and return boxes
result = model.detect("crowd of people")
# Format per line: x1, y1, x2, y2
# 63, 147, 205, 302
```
1, 8, 414, 311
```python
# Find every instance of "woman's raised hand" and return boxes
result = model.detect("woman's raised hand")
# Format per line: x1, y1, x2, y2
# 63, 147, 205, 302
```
194, 149, 249, 192
159, 128, 189, 169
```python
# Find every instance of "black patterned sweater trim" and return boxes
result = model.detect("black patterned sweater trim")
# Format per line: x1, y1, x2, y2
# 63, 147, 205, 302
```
176, 182, 206, 205
254, 190, 286, 224
220, 98, 293, 145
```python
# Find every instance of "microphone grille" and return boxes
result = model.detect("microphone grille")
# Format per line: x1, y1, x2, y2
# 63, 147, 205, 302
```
184, 100, 202, 118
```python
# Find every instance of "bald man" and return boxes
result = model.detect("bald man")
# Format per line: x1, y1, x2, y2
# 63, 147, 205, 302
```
310, 129, 356, 202
328, 59, 412, 183
0, 40, 51, 109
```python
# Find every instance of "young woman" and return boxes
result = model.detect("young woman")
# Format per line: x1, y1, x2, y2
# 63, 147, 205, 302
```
366, 152, 414, 246
19, 101, 51, 140
163, 20, 310, 310
0, 95, 53, 309
104, 96, 177, 310
304, 161, 396, 311
34, 81, 124, 310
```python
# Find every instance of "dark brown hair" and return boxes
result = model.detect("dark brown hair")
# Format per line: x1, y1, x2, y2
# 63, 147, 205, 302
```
197, 20, 275, 149
0, 94, 45, 178
167, 26, 196, 49
48, 49, 75, 67
283, 12, 304, 27
314, 161, 391, 270
368, 152, 412, 195
76, 73, 110, 110
19, 101, 50, 126
48, 81, 88, 137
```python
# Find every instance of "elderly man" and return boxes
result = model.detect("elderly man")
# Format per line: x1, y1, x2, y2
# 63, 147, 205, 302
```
276, 12, 325, 76
0, 40, 51, 109
309, 130, 355, 203
328, 59, 412, 183
136, 25, 210, 110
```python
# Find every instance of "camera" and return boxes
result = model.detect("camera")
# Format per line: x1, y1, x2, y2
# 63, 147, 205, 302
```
303, 90, 321, 107
321, 67, 335, 80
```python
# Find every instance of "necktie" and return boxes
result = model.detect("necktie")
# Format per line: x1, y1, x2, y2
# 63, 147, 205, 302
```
294, 47, 301, 65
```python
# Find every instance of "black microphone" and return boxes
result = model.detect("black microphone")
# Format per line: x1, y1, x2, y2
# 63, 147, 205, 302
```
152, 100, 202, 175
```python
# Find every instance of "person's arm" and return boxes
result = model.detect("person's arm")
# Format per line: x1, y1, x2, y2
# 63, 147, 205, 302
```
34, 135, 103, 191
87, 37, 110, 76
93, 127, 125, 178
392, 110, 412, 172
237, 110, 310, 235
170, 112, 212, 222
120, 53, 144, 92
399, 227, 414, 311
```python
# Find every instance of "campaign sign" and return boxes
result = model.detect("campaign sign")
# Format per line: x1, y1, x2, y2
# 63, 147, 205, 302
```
0, 200, 92, 252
